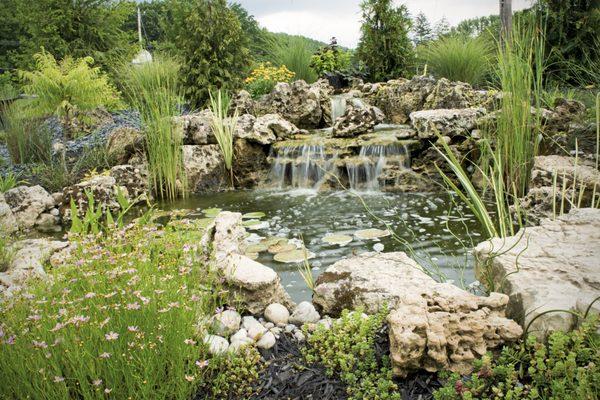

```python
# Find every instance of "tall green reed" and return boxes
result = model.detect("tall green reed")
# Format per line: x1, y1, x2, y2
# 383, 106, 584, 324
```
274, 38, 318, 83
121, 57, 185, 200
208, 90, 237, 187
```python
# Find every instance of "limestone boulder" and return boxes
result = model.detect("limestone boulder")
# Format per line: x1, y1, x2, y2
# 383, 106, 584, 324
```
254, 80, 325, 129
251, 114, 301, 143
410, 108, 486, 139
0, 239, 69, 294
106, 126, 144, 164
233, 139, 269, 188
231, 90, 255, 115
474, 208, 600, 338
177, 110, 216, 145
332, 99, 385, 138
368, 76, 437, 124
423, 78, 480, 110
206, 212, 294, 314
0, 193, 17, 234
183, 145, 227, 192
4, 185, 56, 230
312, 252, 522, 376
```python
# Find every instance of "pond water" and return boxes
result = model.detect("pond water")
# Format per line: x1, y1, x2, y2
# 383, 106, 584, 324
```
159, 189, 484, 303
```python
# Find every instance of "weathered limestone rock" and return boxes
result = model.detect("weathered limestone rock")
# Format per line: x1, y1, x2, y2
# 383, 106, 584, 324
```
207, 212, 294, 314
518, 156, 600, 224
251, 114, 300, 144
231, 90, 255, 115
60, 165, 149, 221
106, 126, 144, 164
254, 80, 326, 129
0, 193, 17, 234
233, 139, 269, 188
178, 110, 215, 145
0, 239, 69, 294
474, 208, 600, 338
423, 78, 480, 110
182, 145, 227, 192
312, 252, 522, 376
332, 99, 385, 138
410, 108, 486, 139
4, 185, 56, 230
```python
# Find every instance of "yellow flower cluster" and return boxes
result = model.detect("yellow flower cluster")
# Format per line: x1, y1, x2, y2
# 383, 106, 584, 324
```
245, 62, 295, 84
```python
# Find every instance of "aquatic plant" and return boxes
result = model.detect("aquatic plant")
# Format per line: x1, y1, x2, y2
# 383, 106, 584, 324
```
209, 89, 237, 187
19, 51, 122, 138
419, 34, 493, 86
433, 316, 600, 400
0, 218, 233, 400
303, 307, 400, 400
121, 57, 185, 200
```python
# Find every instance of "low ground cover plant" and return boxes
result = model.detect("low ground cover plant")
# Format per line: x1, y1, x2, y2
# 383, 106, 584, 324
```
303, 307, 400, 400
0, 215, 248, 399
434, 317, 600, 399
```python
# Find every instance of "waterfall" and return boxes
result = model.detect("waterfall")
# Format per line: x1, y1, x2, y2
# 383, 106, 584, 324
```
330, 95, 347, 126
346, 143, 410, 191
269, 144, 338, 190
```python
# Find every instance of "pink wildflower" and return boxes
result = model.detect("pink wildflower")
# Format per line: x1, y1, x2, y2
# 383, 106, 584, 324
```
104, 332, 119, 341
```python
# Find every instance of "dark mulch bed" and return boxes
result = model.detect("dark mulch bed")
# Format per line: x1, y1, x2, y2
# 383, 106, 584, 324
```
250, 325, 442, 400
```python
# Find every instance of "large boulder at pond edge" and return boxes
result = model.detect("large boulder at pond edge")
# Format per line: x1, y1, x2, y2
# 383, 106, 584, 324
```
312, 252, 522, 377
0, 193, 18, 234
204, 211, 294, 314
474, 208, 600, 339
60, 165, 149, 221
332, 99, 385, 138
183, 145, 228, 192
410, 108, 486, 139
4, 185, 58, 231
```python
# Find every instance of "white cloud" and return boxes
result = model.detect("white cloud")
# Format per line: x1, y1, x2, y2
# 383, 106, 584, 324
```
239, 0, 534, 48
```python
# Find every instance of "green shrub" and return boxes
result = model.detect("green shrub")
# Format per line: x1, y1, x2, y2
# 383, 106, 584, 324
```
199, 347, 262, 399
420, 35, 493, 86
168, 0, 249, 108
0, 218, 230, 400
434, 317, 600, 400
303, 308, 400, 400
356, 0, 414, 82
275, 37, 318, 83
310, 46, 352, 77
19, 51, 122, 138
121, 57, 185, 200
1, 100, 53, 165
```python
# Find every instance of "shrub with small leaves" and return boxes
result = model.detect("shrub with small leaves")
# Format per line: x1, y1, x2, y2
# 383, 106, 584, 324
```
199, 347, 262, 399
303, 307, 400, 400
433, 317, 600, 400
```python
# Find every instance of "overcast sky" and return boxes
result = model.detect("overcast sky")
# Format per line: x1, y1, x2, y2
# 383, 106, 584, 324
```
235, 0, 533, 48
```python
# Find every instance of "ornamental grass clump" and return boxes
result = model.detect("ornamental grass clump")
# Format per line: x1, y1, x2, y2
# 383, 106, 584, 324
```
209, 90, 237, 187
122, 57, 185, 200
0, 217, 243, 399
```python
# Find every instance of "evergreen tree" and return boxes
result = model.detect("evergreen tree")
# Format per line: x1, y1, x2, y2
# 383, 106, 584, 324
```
412, 12, 433, 46
167, 0, 250, 108
230, 3, 276, 63
434, 17, 451, 38
356, 0, 414, 82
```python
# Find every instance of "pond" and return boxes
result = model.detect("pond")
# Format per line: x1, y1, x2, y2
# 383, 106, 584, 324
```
159, 189, 485, 303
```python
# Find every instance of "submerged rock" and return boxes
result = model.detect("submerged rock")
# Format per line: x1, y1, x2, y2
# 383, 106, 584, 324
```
474, 208, 600, 338
312, 252, 522, 376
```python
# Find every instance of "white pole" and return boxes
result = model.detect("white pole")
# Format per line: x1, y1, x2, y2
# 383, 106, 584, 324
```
137, 7, 143, 50
500, 0, 512, 42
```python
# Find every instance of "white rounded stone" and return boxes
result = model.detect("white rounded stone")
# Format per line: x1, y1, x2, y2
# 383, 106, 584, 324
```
204, 335, 229, 355
256, 331, 276, 349
289, 301, 320, 325
264, 303, 290, 325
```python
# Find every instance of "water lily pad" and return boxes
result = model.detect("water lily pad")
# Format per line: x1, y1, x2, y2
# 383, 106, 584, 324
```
242, 212, 266, 219
322, 234, 353, 246
245, 243, 268, 253
242, 220, 268, 229
268, 242, 296, 254
203, 208, 222, 218
273, 249, 316, 263
260, 237, 288, 247
354, 228, 391, 240
244, 252, 259, 260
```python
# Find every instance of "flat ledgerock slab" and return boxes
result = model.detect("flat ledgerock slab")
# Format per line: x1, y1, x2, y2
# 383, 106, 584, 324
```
474, 208, 600, 338
312, 252, 522, 376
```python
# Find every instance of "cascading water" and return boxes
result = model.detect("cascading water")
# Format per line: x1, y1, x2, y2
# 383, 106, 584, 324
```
330, 95, 347, 126
269, 144, 338, 190
346, 143, 411, 191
